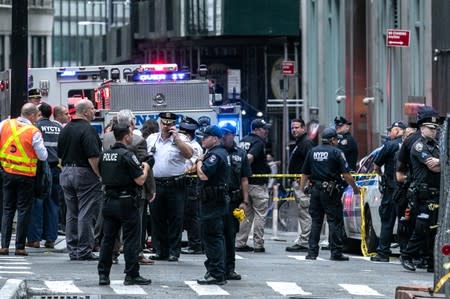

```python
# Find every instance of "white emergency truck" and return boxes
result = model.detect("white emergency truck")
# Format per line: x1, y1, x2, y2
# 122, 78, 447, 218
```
27, 63, 242, 138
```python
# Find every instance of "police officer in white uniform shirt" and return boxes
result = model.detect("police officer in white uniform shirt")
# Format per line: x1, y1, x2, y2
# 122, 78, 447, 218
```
146, 112, 193, 262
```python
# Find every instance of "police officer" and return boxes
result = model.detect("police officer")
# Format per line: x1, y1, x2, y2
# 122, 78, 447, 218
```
395, 106, 434, 254
98, 124, 151, 286
27, 102, 63, 249
300, 128, 360, 261
334, 116, 358, 171
235, 119, 271, 253
180, 116, 204, 254
401, 110, 442, 273
196, 125, 231, 285
222, 123, 251, 280
147, 112, 193, 262
370, 120, 406, 262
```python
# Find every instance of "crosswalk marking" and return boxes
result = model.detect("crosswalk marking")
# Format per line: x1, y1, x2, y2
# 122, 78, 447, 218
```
185, 280, 229, 296
267, 281, 312, 296
109, 280, 146, 295
1, 279, 24, 298
339, 284, 384, 296
0, 262, 31, 265
0, 266, 30, 269
44, 280, 83, 293
0, 271, 33, 274
288, 255, 327, 261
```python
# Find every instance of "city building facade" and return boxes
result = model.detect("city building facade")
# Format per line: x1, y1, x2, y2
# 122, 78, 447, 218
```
0, 0, 53, 69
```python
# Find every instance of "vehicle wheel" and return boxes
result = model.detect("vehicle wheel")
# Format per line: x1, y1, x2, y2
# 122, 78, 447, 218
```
364, 207, 379, 253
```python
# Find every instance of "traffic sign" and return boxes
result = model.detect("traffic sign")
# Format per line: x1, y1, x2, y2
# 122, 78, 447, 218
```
282, 60, 295, 75
386, 29, 410, 47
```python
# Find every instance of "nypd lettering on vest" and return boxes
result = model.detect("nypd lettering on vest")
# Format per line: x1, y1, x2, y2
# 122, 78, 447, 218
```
313, 152, 328, 161
103, 153, 118, 162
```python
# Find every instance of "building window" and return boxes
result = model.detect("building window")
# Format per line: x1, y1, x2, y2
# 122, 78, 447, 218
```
0, 36, 4, 70
31, 36, 47, 67
116, 28, 122, 57
149, 0, 155, 32
166, 0, 173, 31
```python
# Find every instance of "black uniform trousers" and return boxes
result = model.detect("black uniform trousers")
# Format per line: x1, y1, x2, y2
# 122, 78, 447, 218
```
1, 172, 35, 250
150, 181, 185, 258
376, 186, 398, 257
98, 195, 140, 278
394, 184, 415, 251
308, 186, 345, 257
183, 180, 202, 251
401, 197, 439, 267
223, 201, 239, 272
202, 216, 226, 280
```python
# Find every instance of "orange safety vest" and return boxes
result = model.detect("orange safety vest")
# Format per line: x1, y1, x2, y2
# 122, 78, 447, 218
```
0, 119, 39, 177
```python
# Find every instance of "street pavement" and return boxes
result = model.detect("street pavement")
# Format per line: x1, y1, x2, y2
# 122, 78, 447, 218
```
0, 231, 433, 299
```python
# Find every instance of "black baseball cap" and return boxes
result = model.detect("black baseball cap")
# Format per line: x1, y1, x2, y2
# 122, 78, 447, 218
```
321, 127, 338, 139
388, 120, 407, 130
334, 116, 352, 127
203, 125, 223, 138
251, 119, 271, 130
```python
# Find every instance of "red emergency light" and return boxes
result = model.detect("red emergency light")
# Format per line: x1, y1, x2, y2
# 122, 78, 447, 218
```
441, 244, 450, 256
140, 63, 178, 72
0, 81, 5, 91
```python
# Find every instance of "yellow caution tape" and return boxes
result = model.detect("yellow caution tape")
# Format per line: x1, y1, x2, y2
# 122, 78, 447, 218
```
359, 187, 376, 257
431, 272, 450, 294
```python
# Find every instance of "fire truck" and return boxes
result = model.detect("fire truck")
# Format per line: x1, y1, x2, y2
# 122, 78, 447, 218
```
27, 63, 242, 138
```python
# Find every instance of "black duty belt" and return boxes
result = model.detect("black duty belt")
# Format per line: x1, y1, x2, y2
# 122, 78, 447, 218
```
48, 161, 59, 168
155, 175, 184, 183
62, 162, 88, 167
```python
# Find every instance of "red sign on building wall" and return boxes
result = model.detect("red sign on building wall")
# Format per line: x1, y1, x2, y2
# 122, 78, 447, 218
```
282, 60, 295, 75
386, 29, 411, 47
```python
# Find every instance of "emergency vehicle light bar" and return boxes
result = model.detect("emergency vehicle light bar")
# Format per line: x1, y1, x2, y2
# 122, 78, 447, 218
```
140, 63, 178, 72
136, 73, 188, 82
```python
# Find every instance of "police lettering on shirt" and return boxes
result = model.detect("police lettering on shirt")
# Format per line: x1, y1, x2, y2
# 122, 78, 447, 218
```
103, 153, 118, 162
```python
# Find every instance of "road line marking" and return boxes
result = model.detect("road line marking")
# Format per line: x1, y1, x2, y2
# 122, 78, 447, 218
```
185, 280, 229, 296
267, 281, 312, 296
0, 271, 33, 274
44, 280, 83, 293
0, 266, 30, 270
109, 280, 147, 295
0, 257, 26, 260
1, 279, 24, 299
0, 262, 31, 265
339, 284, 384, 296
288, 255, 327, 261
235, 254, 244, 260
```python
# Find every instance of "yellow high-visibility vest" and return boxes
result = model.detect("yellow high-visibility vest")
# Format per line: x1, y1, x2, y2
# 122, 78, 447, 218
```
0, 119, 39, 177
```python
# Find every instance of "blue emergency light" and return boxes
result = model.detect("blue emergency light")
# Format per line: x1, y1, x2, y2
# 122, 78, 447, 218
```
136, 73, 188, 82
59, 70, 77, 77
217, 115, 240, 135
